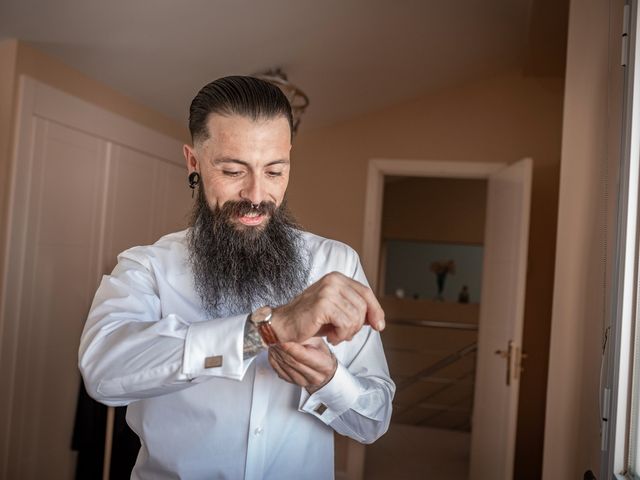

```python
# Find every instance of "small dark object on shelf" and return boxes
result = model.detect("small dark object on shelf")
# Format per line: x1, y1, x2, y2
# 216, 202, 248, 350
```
458, 285, 470, 304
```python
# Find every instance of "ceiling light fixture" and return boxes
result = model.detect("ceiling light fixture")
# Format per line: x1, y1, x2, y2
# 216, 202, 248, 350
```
254, 68, 309, 134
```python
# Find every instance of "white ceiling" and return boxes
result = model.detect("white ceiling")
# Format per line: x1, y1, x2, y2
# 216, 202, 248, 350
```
0, 0, 534, 131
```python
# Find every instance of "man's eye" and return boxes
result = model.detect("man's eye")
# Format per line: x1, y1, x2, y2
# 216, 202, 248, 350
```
266, 171, 283, 177
223, 171, 242, 177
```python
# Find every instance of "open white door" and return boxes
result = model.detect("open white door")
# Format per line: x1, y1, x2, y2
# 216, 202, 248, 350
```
469, 158, 532, 480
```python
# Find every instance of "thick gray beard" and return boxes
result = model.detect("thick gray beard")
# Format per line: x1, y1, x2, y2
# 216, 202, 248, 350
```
186, 187, 310, 317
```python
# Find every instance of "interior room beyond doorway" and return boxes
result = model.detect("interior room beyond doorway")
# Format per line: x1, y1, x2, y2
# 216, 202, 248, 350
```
365, 176, 488, 480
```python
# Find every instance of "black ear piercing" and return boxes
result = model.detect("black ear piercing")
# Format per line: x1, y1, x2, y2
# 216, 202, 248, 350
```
188, 172, 200, 198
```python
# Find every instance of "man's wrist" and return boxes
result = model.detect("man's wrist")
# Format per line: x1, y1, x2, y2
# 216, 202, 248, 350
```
268, 307, 291, 343
243, 315, 267, 360
251, 306, 281, 346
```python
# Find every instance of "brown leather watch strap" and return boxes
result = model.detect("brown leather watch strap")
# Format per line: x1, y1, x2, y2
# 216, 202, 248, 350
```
257, 320, 279, 346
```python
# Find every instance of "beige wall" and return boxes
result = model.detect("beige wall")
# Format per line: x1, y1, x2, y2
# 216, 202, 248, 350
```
0, 40, 18, 324
290, 70, 564, 479
542, 0, 623, 477
382, 177, 487, 245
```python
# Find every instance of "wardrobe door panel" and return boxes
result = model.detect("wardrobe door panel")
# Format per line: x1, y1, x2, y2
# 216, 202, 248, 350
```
12, 119, 108, 480
102, 144, 161, 273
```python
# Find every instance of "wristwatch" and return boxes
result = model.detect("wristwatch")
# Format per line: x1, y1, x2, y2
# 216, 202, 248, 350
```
251, 306, 280, 346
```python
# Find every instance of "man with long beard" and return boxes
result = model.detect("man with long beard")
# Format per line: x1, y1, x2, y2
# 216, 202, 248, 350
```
79, 76, 394, 479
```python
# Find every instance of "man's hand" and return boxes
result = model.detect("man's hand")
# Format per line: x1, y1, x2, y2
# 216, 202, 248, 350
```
270, 272, 385, 345
268, 338, 337, 394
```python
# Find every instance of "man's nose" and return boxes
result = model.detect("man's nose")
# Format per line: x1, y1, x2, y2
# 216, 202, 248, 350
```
240, 175, 266, 205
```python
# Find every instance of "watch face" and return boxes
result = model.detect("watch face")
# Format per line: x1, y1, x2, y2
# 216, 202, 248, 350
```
251, 306, 278, 346
252, 306, 273, 324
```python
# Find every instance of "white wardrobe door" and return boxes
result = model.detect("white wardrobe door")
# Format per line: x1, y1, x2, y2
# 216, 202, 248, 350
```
102, 144, 161, 273
10, 118, 108, 480
2, 77, 191, 480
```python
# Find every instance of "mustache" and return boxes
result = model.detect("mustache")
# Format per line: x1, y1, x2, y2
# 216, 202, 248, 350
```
220, 199, 277, 218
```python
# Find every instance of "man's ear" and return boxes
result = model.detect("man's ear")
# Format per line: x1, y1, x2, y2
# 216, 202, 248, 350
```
183, 144, 198, 174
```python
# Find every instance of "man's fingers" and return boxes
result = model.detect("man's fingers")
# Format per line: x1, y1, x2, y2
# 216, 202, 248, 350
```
346, 280, 385, 331
268, 351, 295, 383
274, 271, 385, 345
339, 286, 368, 320
320, 303, 353, 344
271, 346, 315, 381
320, 276, 370, 343
269, 349, 312, 386
338, 286, 368, 338
280, 341, 328, 369
276, 342, 336, 380
275, 342, 338, 392
272, 344, 319, 379
315, 324, 335, 338
268, 340, 338, 392
301, 337, 330, 349
327, 274, 385, 332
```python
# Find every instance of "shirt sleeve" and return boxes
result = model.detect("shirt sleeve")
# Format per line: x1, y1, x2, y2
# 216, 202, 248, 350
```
78, 253, 254, 407
298, 328, 395, 444
297, 250, 396, 444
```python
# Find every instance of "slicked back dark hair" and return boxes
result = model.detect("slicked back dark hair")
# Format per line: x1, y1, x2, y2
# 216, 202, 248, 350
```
188, 76, 293, 144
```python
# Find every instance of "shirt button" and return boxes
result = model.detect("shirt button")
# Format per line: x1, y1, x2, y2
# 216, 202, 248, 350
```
254, 426, 263, 436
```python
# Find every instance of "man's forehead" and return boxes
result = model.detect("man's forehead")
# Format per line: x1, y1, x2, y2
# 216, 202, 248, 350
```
196, 113, 292, 162
203, 113, 291, 140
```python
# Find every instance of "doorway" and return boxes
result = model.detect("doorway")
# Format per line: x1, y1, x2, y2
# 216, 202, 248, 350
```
366, 176, 486, 479
359, 158, 532, 480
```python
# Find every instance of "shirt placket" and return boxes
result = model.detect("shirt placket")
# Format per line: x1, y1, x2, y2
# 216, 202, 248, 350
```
244, 352, 272, 480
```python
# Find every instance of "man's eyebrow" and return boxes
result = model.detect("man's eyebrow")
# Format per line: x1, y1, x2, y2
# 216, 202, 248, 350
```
212, 157, 290, 167
212, 157, 248, 166
265, 159, 290, 166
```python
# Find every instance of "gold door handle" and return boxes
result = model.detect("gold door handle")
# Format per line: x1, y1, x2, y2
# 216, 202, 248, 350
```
495, 340, 514, 386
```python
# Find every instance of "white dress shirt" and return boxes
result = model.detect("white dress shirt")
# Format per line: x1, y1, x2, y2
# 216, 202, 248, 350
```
79, 229, 395, 480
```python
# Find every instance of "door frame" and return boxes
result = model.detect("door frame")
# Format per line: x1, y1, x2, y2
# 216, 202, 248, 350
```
356, 158, 510, 479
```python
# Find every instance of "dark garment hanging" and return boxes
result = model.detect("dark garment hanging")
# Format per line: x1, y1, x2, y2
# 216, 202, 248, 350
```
72, 381, 140, 480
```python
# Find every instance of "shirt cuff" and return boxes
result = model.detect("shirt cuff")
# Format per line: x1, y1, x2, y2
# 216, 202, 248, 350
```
298, 362, 362, 424
182, 314, 251, 381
